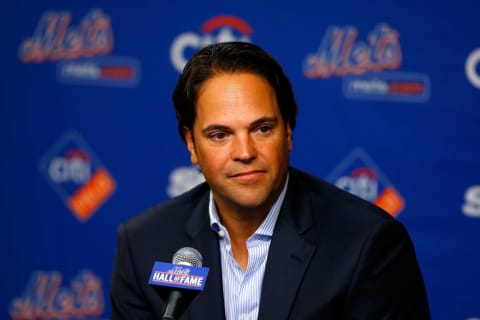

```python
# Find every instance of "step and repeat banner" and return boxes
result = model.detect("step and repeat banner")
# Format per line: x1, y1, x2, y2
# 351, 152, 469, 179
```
1, 1, 479, 319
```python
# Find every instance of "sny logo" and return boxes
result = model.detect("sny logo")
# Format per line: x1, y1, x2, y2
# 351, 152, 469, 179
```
462, 185, 480, 217
466, 48, 480, 89
166, 166, 205, 198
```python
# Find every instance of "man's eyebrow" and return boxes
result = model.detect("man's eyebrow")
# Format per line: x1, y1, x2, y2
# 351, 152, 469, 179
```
250, 116, 278, 128
201, 117, 279, 134
201, 124, 230, 134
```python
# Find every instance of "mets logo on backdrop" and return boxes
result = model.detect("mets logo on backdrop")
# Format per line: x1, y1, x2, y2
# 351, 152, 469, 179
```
303, 23, 430, 103
326, 148, 405, 217
38, 130, 116, 222
19, 8, 140, 87
9, 270, 104, 319
170, 15, 253, 73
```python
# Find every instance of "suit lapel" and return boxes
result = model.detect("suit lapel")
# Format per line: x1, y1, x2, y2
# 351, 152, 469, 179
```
183, 190, 226, 319
258, 170, 317, 319
180, 169, 317, 319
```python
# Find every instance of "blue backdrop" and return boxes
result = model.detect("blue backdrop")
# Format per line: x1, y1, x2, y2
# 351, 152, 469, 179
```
2, 1, 480, 319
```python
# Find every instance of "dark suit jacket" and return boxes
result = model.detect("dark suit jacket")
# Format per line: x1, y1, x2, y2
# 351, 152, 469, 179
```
110, 167, 430, 319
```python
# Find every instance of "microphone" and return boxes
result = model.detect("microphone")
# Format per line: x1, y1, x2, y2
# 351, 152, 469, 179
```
172, 247, 203, 267
163, 247, 203, 320
148, 247, 209, 320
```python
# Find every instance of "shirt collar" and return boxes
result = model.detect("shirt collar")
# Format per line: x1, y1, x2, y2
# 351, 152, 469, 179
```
209, 173, 289, 238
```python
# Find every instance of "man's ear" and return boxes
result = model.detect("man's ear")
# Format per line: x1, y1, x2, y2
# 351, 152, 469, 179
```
184, 127, 199, 165
286, 123, 293, 152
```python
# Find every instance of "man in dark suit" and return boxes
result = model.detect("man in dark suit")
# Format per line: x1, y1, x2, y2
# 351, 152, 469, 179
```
110, 41, 430, 319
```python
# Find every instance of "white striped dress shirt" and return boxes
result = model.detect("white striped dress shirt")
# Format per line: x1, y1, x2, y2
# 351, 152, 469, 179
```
209, 175, 289, 320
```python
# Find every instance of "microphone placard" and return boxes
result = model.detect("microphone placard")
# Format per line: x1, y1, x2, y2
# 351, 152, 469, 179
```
149, 262, 209, 291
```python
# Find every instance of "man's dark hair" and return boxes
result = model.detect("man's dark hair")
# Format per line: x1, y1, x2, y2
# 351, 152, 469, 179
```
172, 41, 298, 143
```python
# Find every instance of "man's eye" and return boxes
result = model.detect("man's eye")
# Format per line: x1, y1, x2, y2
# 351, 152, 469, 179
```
258, 125, 272, 133
210, 132, 226, 140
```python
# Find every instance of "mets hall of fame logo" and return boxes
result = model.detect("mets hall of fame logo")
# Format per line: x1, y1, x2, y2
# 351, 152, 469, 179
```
38, 130, 116, 222
326, 148, 405, 217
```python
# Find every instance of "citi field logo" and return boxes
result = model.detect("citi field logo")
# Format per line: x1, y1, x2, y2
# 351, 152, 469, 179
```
9, 270, 104, 319
462, 185, 480, 217
19, 9, 140, 87
466, 48, 480, 89
170, 15, 253, 73
303, 23, 430, 103
39, 130, 116, 221
166, 166, 205, 197
327, 148, 405, 217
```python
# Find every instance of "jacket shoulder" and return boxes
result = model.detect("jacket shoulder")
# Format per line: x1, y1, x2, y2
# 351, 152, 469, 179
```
122, 181, 210, 236
289, 167, 396, 227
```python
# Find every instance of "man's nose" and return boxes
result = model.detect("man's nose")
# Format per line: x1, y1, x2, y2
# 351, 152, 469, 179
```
232, 133, 257, 161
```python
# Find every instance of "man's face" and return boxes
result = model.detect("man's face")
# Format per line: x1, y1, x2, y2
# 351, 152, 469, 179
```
185, 72, 293, 215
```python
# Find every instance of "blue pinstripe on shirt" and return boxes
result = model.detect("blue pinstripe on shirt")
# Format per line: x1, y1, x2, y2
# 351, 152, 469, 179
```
209, 175, 289, 320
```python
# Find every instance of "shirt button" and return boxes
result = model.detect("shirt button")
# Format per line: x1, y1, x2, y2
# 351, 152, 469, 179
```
244, 316, 251, 320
